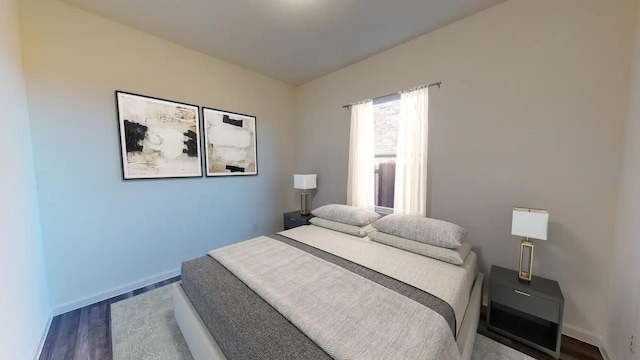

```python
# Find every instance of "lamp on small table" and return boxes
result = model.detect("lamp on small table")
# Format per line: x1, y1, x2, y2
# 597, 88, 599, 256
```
511, 207, 549, 284
294, 174, 317, 215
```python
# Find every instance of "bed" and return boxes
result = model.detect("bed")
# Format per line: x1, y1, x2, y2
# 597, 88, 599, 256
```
173, 224, 483, 360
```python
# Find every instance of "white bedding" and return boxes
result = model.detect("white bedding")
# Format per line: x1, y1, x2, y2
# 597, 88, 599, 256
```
280, 225, 478, 334
211, 236, 461, 360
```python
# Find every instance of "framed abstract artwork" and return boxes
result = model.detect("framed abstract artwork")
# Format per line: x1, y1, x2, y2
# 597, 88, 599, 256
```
202, 108, 258, 177
116, 91, 203, 179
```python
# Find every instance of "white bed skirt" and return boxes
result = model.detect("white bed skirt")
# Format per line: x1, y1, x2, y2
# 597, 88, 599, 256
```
173, 272, 484, 360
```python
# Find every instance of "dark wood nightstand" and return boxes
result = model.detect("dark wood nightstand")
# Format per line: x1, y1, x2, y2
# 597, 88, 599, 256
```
283, 211, 313, 230
487, 265, 564, 359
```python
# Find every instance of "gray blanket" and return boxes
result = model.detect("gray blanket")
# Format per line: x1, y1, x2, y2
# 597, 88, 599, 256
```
180, 256, 330, 359
210, 235, 461, 360
181, 233, 459, 359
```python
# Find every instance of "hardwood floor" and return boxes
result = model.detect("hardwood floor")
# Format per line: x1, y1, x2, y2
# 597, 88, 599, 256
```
40, 277, 603, 360
38, 276, 180, 360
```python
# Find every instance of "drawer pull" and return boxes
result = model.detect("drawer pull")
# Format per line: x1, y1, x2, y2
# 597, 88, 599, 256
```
514, 290, 531, 297
290, 218, 296, 221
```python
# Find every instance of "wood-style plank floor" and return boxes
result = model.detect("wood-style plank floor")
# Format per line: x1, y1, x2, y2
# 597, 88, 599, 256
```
40, 276, 603, 360
38, 276, 180, 360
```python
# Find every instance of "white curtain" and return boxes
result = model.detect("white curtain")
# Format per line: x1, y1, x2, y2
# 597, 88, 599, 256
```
347, 101, 375, 210
394, 87, 429, 216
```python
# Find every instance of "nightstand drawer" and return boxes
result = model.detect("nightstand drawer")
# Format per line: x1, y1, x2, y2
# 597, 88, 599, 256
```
491, 283, 560, 323
284, 214, 308, 229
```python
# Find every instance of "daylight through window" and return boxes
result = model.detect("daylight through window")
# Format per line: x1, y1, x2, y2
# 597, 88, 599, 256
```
373, 96, 400, 211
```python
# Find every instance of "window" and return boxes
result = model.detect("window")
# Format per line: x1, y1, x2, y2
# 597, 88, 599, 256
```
373, 94, 400, 213
347, 87, 428, 215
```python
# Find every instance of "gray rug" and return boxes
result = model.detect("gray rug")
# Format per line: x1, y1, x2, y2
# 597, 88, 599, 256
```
111, 285, 192, 360
111, 284, 534, 360
470, 334, 534, 360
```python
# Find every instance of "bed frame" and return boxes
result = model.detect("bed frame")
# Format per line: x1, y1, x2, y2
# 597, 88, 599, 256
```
173, 272, 484, 360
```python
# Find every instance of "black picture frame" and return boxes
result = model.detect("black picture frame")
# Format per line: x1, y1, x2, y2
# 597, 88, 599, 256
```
115, 91, 203, 180
201, 107, 258, 177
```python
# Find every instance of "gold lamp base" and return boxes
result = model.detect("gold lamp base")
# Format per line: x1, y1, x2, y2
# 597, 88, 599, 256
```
518, 238, 534, 283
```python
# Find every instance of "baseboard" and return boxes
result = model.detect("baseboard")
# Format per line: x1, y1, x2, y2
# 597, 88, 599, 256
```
562, 324, 600, 346
52, 268, 180, 315
33, 311, 53, 360
598, 342, 612, 360
562, 324, 610, 360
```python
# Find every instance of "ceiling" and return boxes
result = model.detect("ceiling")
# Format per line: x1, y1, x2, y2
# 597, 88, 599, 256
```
61, 0, 504, 85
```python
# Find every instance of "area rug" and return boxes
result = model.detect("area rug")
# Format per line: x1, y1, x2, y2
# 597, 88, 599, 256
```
111, 285, 192, 360
111, 284, 534, 360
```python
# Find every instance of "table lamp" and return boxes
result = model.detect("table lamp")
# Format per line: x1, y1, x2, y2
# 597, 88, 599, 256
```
512, 207, 549, 283
294, 174, 317, 215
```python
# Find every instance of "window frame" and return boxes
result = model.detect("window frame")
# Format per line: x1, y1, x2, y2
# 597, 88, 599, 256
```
375, 206, 394, 215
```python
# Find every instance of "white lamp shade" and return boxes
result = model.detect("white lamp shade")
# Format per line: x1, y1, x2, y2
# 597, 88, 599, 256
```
294, 174, 317, 190
511, 207, 549, 240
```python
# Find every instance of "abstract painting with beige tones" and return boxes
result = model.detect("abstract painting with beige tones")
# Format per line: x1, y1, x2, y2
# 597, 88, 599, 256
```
203, 108, 257, 177
116, 92, 202, 179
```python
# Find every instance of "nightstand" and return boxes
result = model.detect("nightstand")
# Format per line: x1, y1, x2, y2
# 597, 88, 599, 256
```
283, 211, 313, 230
487, 265, 564, 359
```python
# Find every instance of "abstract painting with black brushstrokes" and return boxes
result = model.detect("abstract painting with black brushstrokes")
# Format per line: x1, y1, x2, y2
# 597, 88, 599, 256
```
203, 108, 258, 177
116, 91, 202, 179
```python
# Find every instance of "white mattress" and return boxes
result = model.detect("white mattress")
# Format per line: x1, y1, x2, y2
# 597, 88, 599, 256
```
280, 225, 478, 334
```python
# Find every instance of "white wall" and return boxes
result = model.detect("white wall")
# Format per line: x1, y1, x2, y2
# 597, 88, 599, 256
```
20, 0, 297, 312
12, 0, 640, 354
604, 3, 640, 359
295, 0, 637, 343
0, 0, 51, 358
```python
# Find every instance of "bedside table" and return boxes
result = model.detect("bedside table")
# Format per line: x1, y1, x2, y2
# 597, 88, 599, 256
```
283, 211, 313, 230
487, 265, 564, 359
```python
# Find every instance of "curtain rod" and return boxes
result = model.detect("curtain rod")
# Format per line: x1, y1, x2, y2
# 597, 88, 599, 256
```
342, 81, 441, 109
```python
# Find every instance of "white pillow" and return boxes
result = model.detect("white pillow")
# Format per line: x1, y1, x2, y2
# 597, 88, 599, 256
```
369, 230, 471, 265
311, 204, 380, 227
372, 214, 467, 249
309, 217, 374, 237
